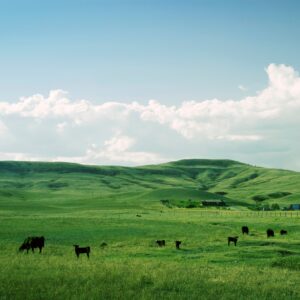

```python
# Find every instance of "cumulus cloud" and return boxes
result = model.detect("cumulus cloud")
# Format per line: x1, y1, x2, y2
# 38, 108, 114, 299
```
52, 132, 165, 165
0, 63, 299, 169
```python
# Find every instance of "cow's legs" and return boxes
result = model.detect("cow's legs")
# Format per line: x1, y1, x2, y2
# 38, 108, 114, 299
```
87, 252, 90, 258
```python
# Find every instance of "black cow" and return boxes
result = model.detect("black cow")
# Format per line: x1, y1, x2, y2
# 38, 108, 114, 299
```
175, 241, 182, 249
156, 240, 165, 247
242, 226, 249, 235
19, 236, 45, 253
267, 229, 274, 238
228, 236, 238, 246
280, 229, 288, 235
73, 245, 90, 258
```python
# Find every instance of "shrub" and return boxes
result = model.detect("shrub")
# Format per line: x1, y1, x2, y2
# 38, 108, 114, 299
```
252, 195, 268, 202
268, 192, 292, 198
214, 191, 227, 196
271, 203, 280, 210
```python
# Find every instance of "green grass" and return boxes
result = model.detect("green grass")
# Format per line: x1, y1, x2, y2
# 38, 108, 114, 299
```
0, 159, 300, 299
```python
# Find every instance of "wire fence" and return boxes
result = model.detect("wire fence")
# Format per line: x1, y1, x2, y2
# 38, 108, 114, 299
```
196, 210, 300, 218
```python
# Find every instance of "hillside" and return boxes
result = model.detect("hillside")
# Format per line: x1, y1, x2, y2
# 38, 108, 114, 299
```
0, 159, 299, 213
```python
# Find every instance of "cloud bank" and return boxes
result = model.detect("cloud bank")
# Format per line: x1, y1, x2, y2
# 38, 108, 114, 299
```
0, 64, 300, 170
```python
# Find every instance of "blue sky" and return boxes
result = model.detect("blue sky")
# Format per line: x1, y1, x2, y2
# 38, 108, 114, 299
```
1, 0, 300, 103
1, 0, 300, 170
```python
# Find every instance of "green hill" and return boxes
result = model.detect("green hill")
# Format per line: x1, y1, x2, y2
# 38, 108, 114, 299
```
0, 159, 299, 213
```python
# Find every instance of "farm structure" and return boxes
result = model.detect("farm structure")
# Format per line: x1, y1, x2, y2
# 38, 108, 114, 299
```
288, 204, 300, 210
202, 200, 226, 207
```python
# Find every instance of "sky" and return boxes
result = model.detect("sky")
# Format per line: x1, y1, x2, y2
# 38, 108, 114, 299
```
0, 0, 300, 170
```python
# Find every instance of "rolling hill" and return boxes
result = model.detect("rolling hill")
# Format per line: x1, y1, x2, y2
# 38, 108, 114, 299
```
0, 159, 299, 213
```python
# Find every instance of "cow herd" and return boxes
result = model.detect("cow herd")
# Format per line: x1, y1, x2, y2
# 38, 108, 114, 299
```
227, 226, 288, 247
18, 226, 288, 257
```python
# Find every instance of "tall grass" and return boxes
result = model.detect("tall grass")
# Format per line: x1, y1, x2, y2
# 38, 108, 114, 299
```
0, 209, 299, 299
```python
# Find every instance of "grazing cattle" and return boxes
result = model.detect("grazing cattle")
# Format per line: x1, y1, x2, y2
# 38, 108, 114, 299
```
156, 240, 166, 247
73, 245, 90, 258
242, 226, 249, 235
175, 241, 182, 249
280, 229, 288, 235
19, 236, 45, 253
267, 229, 275, 238
136, 214, 142, 217
228, 236, 238, 246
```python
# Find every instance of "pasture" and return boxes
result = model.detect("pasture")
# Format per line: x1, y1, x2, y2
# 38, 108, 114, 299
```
0, 160, 300, 299
0, 208, 299, 299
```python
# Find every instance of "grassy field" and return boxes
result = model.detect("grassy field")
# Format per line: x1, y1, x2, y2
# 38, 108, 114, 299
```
0, 160, 300, 299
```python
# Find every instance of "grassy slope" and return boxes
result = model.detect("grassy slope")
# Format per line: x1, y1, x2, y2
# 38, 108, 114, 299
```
0, 159, 299, 213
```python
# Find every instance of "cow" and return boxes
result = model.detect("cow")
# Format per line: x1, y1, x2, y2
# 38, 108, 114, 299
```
19, 236, 45, 253
228, 236, 238, 246
156, 240, 165, 247
175, 241, 182, 249
242, 226, 249, 235
280, 229, 288, 235
267, 229, 274, 238
73, 245, 90, 258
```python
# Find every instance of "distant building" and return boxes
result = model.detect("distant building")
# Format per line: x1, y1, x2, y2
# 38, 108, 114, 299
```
202, 200, 226, 207
288, 204, 300, 210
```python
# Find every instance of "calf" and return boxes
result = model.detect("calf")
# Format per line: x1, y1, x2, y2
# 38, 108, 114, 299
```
267, 229, 274, 238
73, 245, 90, 258
228, 236, 238, 246
280, 229, 288, 235
242, 226, 249, 235
175, 241, 182, 249
156, 240, 165, 247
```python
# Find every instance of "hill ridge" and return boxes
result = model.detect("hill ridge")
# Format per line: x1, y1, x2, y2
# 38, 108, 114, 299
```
0, 159, 299, 212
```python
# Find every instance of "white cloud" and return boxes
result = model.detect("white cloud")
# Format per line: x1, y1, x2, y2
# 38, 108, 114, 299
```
238, 85, 248, 91
0, 120, 7, 137
0, 63, 300, 169
52, 133, 165, 165
215, 134, 263, 141
0, 152, 37, 161
56, 122, 68, 133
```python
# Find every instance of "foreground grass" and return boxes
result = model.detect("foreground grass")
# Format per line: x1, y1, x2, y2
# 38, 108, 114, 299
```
0, 209, 299, 299
1, 256, 299, 300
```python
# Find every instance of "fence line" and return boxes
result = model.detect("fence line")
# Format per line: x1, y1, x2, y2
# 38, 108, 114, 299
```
196, 210, 300, 218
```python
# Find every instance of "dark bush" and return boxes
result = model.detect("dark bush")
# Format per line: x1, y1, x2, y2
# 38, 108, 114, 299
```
268, 192, 292, 198
252, 195, 268, 202
271, 203, 280, 210
215, 191, 228, 195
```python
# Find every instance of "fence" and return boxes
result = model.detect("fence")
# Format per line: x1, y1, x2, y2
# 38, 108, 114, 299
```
194, 210, 300, 218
